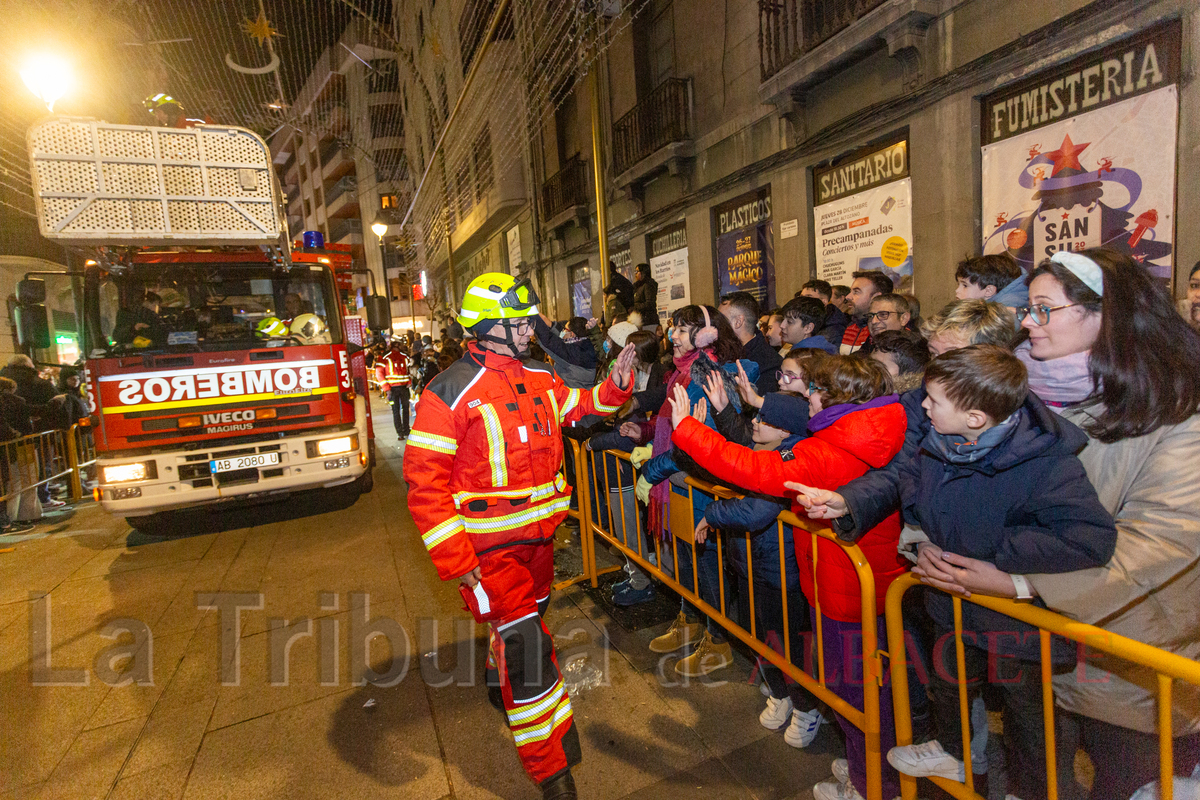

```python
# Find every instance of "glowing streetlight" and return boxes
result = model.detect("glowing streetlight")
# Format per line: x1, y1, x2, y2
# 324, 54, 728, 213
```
370, 214, 389, 243
20, 54, 72, 112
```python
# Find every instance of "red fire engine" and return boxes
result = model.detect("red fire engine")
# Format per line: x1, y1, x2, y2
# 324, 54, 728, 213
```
20, 119, 389, 531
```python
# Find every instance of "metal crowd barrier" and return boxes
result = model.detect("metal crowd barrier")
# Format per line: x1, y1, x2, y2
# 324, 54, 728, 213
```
884, 573, 1200, 800
0, 423, 95, 510
564, 439, 888, 800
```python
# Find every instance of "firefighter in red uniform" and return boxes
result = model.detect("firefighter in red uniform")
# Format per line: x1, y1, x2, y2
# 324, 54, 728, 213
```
403, 273, 635, 800
375, 340, 412, 438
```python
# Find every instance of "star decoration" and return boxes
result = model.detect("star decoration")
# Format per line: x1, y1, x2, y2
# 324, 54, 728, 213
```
1062, 212, 1070, 220
1043, 134, 1090, 177
242, 11, 279, 47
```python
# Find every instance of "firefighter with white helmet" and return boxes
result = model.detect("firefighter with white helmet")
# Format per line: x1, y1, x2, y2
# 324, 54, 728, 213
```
403, 273, 636, 800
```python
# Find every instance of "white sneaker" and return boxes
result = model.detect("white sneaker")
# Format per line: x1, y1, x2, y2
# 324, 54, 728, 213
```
759, 695, 794, 730
783, 708, 826, 748
831, 758, 850, 785
813, 777, 865, 800
887, 740, 966, 781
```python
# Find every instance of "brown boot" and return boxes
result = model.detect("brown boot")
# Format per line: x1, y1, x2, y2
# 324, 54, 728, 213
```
674, 631, 733, 677
649, 612, 704, 653
541, 769, 577, 800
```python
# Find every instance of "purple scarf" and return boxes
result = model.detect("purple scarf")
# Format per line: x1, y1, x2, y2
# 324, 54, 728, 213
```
1015, 340, 1094, 410
807, 394, 899, 433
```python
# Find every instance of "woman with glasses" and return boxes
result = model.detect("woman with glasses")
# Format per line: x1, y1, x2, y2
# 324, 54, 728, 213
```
918, 249, 1200, 800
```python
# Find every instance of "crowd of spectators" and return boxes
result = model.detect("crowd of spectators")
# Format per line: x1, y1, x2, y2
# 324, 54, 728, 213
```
510, 251, 1200, 800
0, 355, 88, 533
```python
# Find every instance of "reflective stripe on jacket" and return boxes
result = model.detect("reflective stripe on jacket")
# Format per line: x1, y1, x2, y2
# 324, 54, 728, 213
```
375, 351, 411, 390
403, 342, 632, 581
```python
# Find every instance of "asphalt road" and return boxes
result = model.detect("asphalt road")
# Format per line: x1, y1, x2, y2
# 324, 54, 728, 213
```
0, 400, 842, 799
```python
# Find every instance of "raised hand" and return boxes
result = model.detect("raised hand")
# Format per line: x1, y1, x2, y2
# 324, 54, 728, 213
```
669, 384, 692, 429
703, 371, 729, 413
612, 343, 637, 390
735, 361, 764, 409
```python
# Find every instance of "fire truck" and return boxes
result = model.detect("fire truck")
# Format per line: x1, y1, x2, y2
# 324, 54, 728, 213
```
19, 118, 390, 531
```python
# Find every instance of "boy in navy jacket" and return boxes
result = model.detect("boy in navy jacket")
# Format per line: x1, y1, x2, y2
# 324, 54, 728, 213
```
887, 345, 1117, 800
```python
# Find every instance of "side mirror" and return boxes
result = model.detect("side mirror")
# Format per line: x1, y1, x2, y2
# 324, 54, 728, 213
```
15, 305, 51, 349
363, 295, 390, 332
17, 278, 46, 305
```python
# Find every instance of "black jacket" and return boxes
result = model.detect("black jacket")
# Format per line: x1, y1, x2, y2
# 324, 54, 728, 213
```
604, 273, 636, 311
632, 277, 660, 326
0, 364, 56, 407
899, 395, 1117, 661
821, 304, 851, 348
742, 331, 783, 395
533, 316, 598, 388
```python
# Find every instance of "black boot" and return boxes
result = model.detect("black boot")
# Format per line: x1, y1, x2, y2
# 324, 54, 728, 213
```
541, 770, 577, 800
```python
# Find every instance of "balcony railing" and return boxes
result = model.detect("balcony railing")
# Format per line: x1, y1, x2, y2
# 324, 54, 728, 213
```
759, 0, 888, 81
328, 217, 362, 243
611, 78, 692, 177
325, 175, 357, 207
540, 157, 590, 221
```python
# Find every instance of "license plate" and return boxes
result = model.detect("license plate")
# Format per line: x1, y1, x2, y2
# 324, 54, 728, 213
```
210, 452, 279, 473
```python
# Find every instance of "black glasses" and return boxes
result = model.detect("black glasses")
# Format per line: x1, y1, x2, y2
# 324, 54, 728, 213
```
1015, 303, 1079, 326
866, 310, 894, 322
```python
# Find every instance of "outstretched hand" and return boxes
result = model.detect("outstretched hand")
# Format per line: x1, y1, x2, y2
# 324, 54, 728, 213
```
703, 371, 730, 413
669, 384, 707, 429
735, 361, 764, 409
784, 481, 847, 520
612, 343, 637, 390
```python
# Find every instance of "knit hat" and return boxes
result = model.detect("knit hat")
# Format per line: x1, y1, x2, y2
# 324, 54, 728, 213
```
607, 321, 639, 348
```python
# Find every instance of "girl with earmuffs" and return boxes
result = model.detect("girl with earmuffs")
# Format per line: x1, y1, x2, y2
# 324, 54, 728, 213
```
616, 304, 760, 677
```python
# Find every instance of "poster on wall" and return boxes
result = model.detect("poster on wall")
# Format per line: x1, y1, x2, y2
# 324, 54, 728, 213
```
713, 187, 774, 309
570, 263, 592, 318
611, 242, 634, 281
812, 135, 913, 293
646, 221, 689, 319
981, 21, 1180, 281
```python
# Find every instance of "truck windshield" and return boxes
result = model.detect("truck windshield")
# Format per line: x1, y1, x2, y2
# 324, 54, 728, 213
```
84, 262, 343, 356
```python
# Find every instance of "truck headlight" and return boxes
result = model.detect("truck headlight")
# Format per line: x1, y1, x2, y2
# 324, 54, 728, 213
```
102, 462, 149, 483
309, 434, 357, 458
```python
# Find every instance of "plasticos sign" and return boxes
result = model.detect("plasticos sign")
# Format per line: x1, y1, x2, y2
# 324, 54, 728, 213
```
712, 186, 774, 310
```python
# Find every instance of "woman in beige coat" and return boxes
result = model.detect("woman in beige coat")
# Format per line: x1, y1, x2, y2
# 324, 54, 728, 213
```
913, 249, 1200, 800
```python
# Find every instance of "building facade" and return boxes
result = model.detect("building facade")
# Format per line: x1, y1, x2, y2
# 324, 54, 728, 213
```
267, 20, 418, 332
397, 0, 1198, 325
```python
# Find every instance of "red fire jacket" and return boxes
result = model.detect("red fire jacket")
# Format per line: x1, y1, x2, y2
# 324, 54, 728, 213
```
404, 342, 631, 581
376, 350, 411, 391
671, 402, 909, 622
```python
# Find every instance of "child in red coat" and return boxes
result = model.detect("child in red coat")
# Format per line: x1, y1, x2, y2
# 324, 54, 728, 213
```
670, 356, 908, 800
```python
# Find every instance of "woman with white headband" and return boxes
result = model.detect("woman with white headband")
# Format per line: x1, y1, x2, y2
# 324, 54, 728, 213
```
915, 248, 1200, 800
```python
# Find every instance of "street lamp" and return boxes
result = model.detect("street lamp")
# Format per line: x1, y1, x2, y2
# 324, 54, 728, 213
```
370, 214, 389, 243
20, 53, 72, 112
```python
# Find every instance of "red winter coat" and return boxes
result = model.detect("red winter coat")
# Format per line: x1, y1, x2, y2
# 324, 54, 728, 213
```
671, 402, 908, 621
403, 342, 631, 582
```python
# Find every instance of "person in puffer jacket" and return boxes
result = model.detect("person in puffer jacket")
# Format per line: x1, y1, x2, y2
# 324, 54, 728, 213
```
669, 355, 908, 800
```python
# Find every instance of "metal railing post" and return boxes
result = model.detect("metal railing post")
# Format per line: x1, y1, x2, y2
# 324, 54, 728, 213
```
66, 424, 82, 502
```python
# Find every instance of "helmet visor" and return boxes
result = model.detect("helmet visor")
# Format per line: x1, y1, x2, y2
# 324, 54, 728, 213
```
498, 278, 539, 312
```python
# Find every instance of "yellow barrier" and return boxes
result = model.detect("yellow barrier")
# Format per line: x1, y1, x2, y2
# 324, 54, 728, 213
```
0, 423, 96, 509
884, 573, 1200, 800
570, 440, 888, 800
